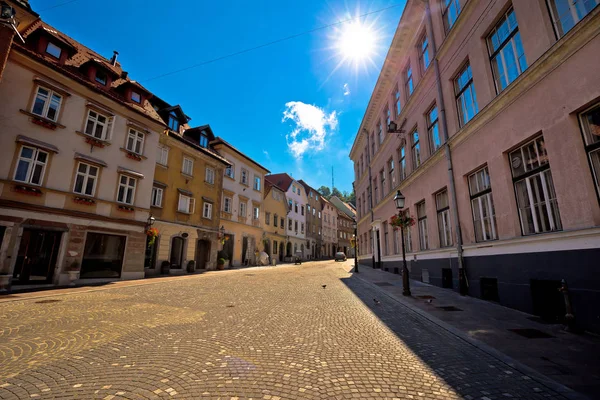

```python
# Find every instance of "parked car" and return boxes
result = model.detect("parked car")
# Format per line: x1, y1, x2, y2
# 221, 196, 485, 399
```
335, 252, 347, 261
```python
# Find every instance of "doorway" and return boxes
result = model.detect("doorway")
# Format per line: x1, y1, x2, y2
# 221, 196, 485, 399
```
531, 279, 565, 323
170, 237, 185, 269
13, 229, 62, 284
279, 242, 284, 262
144, 236, 158, 270
241, 237, 249, 265
286, 242, 292, 257
222, 234, 234, 266
264, 240, 270, 256
195, 239, 210, 270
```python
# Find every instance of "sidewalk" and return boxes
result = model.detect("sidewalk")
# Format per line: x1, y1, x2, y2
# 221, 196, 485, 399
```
347, 264, 600, 400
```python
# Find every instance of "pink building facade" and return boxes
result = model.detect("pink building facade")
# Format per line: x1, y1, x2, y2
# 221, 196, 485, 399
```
350, 0, 600, 333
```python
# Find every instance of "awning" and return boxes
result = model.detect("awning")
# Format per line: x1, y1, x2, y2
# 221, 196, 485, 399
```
74, 152, 107, 167
16, 135, 59, 153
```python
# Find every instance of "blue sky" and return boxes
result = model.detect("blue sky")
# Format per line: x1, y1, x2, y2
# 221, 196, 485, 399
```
32, 0, 406, 194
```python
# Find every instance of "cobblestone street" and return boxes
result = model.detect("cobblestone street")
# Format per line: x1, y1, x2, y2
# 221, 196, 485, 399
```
0, 261, 575, 399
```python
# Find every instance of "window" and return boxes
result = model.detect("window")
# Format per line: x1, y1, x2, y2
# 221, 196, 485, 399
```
32, 86, 62, 122
548, 0, 600, 37
580, 103, 600, 197
288, 199, 293, 211
510, 136, 561, 235
313, 225, 316, 234
318, 211, 321, 218
412, 129, 421, 169
84, 109, 112, 140
126, 128, 144, 155
203, 202, 213, 219
373, 178, 379, 204
405, 65, 414, 98
223, 197, 232, 213
394, 85, 402, 116
383, 222, 389, 255
397, 146, 406, 182
455, 62, 479, 126
240, 202, 247, 218
442, 0, 461, 33
469, 167, 497, 241
14, 146, 48, 186
295, 202, 298, 213
289, 218, 293, 230
436, 190, 453, 247
307, 205, 311, 213
385, 107, 391, 129
199, 131, 208, 148
280, 217, 285, 229
182, 157, 193, 176
117, 175, 136, 205
371, 133, 376, 157
312, 208, 316, 216
265, 212, 271, 225
241, 169, 248, 185
95, 70, 107, 85
151, 186, 163, 207
80, 233, 126, 279
205, 167, 215, 184
292, 186, 296, 194
417, 201, 428, 250
427, 105, 442, 153
388, 158, 395, 191
487, 8, 527, 93
254, 176, 261, 191
378, 122, 384, 145
157, 145, 169, 166
73, 162, 98, 196
46, 42, 61, 58
395, 210, 413, 253
225, 164, 235, 179
274, 241, 278, 254
301, 205, 305, 216
419, 33, 430, 72
131, 91, 141, 103
168, 111, 179, 131
253, 206, 259, 220
380, 169, 385, 199
295, 221, 298, 233
178, 194, 195, 214
301, 223, 305, 234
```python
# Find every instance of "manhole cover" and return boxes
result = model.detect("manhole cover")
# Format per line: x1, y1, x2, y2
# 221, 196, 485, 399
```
417, 295, 436, 300
374, 282, 394, 287
508, 328, 554, 339
437, 306, 462, 311
35, 299, 61, 304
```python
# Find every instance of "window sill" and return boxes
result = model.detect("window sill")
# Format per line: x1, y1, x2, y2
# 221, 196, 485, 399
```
150, 204, 163, 209
73, 196, 96, 206
225, 175, 235, 181
76, 131, 111, 148
176, 210, 193, 215
117, 204, 135, 212
204, 181, 215, 186
202, 216, 213, 221
181, 172, 194, 180
20, 109, 66, 130
156, 163, 168, 169
120, 148, 147, 161
13, 183, 43, 197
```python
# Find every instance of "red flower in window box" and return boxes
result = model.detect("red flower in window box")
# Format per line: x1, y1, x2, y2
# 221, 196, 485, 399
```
31, 117, 57, 130
390, 213, 415, 230
117, 205, 135, 212
126, 152, 142, 161
73, 196, 95, 206
13, 185, 43, 197
85, 137, 105, 148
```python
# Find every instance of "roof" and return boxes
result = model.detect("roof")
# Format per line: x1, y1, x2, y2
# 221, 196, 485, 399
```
298, 179, 319, 197
265, 173, 294, 192
17, 21, 165, 126
167, 132, 231, 166
211, 137, 270, 173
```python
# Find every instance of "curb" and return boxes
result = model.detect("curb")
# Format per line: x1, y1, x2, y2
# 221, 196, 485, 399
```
352, 272, 590, 400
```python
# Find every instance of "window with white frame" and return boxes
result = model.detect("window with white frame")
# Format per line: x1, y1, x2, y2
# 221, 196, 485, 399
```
31, 86, 62, 122
73, 162, 98, 196
442, 0, 461, 33
117, 175, 136, 205
388, 157, 395, 192
253, 206, 260, 220
254, 176, 261, 191
225, 164, 235, 179
398, 145, 406, 181
182, 157, 193, 176
301, 222, 305, 234
84, 109, 112, 140
223, 196, 232, 213
240, 202, 247, 218
487, 8, 527, 93
312, 208, 316, 216
547, 0, 599, 38
412, 129, 421, 169
241, 169, 248, 185
378, 121, 384, 144
205, 167, 215, 184
419, 33, 430, 72
288, 218, 293, 230
151, 186, 163, 207
178, 194, 195, 214
580, 103, 600, 197
469, 166, 498, 242
203, 202, 212, 219
46, 42, 62, 58
394, 85, 402, 116
168, 111, 179, 131
510, 136, 562, 235
455, 62, 479, 127
405, 65, 414, 98
417, 201, 428, 250
301, 205, 305, 216
265, 212, 271, 225
126, 128, 144, 155
436, 190, 453, 247
131, 91, 141, 103
14, 146, 48, 186
157, 145, 169, 166
428, 105, 442, 153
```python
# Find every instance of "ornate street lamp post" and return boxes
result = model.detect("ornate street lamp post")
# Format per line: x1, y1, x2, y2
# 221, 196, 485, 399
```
353, 220, 358, 274
394, 190, 411, 296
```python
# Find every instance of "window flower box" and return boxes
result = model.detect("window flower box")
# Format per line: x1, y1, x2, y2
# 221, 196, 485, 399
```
73, 196, 96, 206
13, 184, 43, 197
31, 116, 58, 130
117, 205, 135, 212
125, 151, 142, 161
85, 137, 106, 148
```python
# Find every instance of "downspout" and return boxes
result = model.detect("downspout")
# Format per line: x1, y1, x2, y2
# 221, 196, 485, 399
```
423, 0, 467, 294
364, 128, 377, 269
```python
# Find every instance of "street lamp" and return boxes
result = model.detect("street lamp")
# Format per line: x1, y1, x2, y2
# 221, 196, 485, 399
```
353, 220, 358, 273
145, 214, 155, 230
387, 121, 405, 134
394, 190, 411, 296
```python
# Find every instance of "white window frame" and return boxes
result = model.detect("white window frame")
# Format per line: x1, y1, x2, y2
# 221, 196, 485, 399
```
14, 145, 49, 186
254, 176, 261, 191
46, 42, 62, 58
436, 190, 453, 248
126, 128, 144, 155
131, 91, 141, 103
151, 186, 163, 207
117, 174, 136, 205
73, 162, 99, 197
203, 202, 213, 219
240, 202, 247, 218
241, 169, 248, 185
468, 167, 498, 242
31, 86, 62, 122
417, 201, 428, 250
182, 157, 194, 176
225, 164, 235, 179
253, 206, 260, 220
223, 196, 232, 213
157, 145, 169, 166
178, 194, 195, 214
84, 109, 112, 140
205, 167, 215, 184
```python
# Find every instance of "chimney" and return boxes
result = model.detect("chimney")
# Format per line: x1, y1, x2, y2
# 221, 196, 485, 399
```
120, 71, 128, 79
109, 50, 118, 66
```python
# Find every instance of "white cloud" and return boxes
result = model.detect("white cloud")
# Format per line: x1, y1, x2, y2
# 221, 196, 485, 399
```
343, 83, 350, 96
282, 101, 338, 159
263, 150, 270, 159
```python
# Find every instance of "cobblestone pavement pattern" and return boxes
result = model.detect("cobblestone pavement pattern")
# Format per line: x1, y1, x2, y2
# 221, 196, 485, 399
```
0, 261, 569, 399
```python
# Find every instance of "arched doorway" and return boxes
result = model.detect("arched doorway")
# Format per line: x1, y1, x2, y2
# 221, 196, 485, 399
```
170, 237, 184, 269
279, 242, 285, 261
286, 242, 292, 257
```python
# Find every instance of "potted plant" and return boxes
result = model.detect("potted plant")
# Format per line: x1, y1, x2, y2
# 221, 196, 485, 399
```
160, 260, 171, 275
147, 228, 159, 248
66, 261, 80, 285
187, 260, 196, 273
217, 258, 226, 270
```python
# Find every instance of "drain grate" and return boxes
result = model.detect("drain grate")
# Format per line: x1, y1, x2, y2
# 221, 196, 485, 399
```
35, 299, 61, 304
437, 306, 463, 311
417, 295, 436, 300
508, 328, 554, 339
374, 282, 394, 287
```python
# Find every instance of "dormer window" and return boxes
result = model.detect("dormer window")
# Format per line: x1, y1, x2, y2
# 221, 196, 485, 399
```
199, 130, 208, 147
46, 42, 61, 59
168, 111, 179, 131
131, 91, 141, 104
95, 70, 107, 86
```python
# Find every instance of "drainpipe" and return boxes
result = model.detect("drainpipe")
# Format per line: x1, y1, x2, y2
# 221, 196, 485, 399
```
423, 0, 467, 294
364, 129, 378, 269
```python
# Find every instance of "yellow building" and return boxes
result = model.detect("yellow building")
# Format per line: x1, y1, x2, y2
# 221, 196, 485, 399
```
263, 180, 289, 264
148, 100, 230, 274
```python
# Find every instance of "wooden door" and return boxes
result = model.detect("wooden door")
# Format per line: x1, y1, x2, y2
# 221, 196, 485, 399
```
13, 229, 61, 284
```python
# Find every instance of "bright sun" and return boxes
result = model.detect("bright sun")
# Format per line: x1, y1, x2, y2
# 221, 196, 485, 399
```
337, 21, 377, 62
